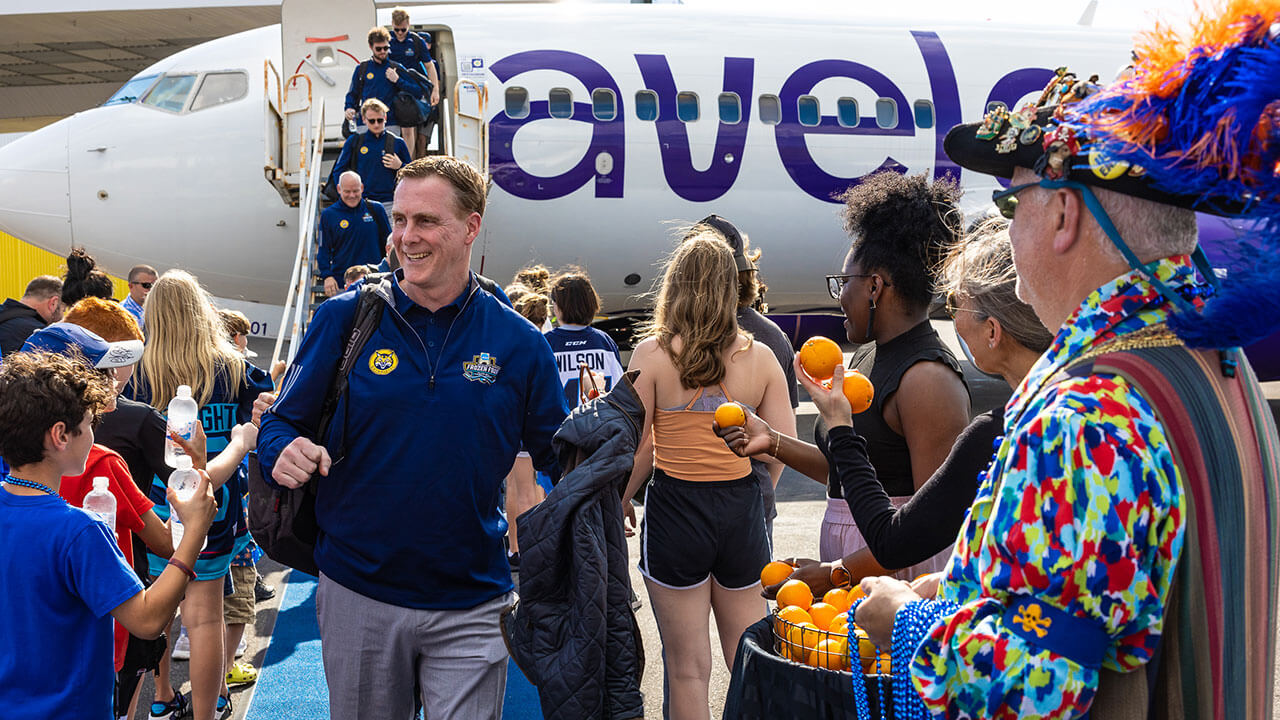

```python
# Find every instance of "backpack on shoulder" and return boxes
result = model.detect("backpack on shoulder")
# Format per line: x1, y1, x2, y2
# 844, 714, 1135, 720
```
246, 277, 392, 576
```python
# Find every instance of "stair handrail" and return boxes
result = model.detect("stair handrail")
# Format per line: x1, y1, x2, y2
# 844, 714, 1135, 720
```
452, 79, 489, 176
271, 101, 327, 370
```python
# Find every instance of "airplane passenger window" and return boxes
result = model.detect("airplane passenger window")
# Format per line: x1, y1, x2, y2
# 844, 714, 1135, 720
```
142, 74, 198, 113
103, 74, 159, 106
676, 92, 699, 123
549, 88, 573, 119
592, 89, 617, 121
635, 90, 659, 121
190, 72, 248, 112
758, 95, 781, 125
797, 96, 820, 127
875, 98, 898, 128
913, 100, 935, 129
718, 93, 741, 124
505, 87, 530, 119
836, 97, 859, 128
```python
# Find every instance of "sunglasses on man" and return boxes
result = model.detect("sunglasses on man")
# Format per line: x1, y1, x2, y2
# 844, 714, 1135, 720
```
991, 183, 1039, 220
129, 281, 153, 289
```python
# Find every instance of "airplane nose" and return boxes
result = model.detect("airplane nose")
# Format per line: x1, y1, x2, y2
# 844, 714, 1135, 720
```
0, 119, 71, 249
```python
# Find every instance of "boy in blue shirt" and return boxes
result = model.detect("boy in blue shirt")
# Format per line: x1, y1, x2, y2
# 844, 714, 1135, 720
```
0, 347, 216, 720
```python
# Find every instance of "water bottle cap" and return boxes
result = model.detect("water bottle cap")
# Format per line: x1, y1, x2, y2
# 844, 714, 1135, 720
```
176, 455, 193, 470
176, 385, 192, 397
92, 476, 109, 490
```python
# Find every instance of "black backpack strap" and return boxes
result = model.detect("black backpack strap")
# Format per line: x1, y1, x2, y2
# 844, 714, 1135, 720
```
475, 274, 501, 297
383, 131, 396, 156
314, 277, 392, 443
365, 200, 391, 246
354, 60, 369, 102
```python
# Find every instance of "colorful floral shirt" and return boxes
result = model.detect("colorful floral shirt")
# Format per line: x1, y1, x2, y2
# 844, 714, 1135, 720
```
911, 256, 1191, 718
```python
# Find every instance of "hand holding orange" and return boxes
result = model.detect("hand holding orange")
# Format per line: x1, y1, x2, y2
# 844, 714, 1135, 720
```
821, 369, 875, 414
798, 336, 843, 381
760, 560, 795, 587
714, 401, 746, 428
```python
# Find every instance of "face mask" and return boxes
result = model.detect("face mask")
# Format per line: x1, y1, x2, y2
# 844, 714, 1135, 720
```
957, 333, 1003, 380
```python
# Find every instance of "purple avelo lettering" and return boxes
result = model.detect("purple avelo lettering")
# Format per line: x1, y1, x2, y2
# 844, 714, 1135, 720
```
634, 55, 754, 202
489, 50, 624, 200
775, 59, 914, 203
912, 31, 962, 183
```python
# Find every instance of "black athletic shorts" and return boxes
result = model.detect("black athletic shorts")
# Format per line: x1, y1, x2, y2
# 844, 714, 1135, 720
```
639, 468, 771, 590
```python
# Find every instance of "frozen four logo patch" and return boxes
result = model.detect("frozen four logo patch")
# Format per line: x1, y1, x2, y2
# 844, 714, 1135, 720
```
369, 349, 398, 376
463, 352, 501, 384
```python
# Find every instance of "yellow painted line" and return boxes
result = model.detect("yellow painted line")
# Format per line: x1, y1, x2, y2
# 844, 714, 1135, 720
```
0, 229, 127, 301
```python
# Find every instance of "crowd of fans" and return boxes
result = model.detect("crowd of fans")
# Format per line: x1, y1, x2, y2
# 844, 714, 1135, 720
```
2, 4, 1280, 720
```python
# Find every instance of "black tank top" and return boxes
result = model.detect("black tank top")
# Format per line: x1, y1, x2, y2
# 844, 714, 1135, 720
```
823, 320, 966, 498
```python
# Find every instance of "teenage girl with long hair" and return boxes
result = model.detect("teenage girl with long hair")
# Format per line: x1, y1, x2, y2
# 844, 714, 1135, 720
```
128, 270, 271, 720
623, 234, 796, 720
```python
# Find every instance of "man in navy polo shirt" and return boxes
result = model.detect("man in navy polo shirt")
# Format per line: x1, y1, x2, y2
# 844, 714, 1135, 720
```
258, 156, 568, 720
328, 99, 412, 203
343, 25, 422, 134
318, 171, 389, 297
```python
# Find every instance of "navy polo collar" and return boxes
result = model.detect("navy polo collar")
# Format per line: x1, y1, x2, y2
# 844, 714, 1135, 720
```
391, 271, 477, 315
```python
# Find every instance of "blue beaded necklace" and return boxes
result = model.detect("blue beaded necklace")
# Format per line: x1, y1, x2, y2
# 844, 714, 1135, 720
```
3, 476, 58, 496
848, 596, 958, 720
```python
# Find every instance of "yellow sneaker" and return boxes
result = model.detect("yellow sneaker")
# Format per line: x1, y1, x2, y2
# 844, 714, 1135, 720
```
225, 661, 258, 685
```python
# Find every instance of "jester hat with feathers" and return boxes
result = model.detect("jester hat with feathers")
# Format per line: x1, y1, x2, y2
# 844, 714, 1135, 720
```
944, 0, 1280, 352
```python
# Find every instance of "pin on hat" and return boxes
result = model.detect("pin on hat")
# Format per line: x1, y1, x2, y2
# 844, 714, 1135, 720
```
21, 322, 144, 369
696, 214, 756, 272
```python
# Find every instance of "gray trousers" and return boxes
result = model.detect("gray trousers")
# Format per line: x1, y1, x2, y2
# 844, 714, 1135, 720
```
316, 574, 512, 720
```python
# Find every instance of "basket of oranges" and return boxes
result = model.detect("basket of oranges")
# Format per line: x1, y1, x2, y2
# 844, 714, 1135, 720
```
761, 562, 892, 677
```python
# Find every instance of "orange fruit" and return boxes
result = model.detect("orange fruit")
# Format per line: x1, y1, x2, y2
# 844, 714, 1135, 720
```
809, 637, 847, 670
775, 579, 813, 611
827, 612, 849, 635
823, 587, 852, 612
875, 652, 892, 675
851, 627, 878, 672
807, 602, 839, 631
776, 605, 813, 629
786, 621, 823, 656
847, 583, 867, 604
841, 370, 875, 414
714, 401, 746, 428
760, 560, 794, 587
821, 371, 875, 415
799, 336, 842, 381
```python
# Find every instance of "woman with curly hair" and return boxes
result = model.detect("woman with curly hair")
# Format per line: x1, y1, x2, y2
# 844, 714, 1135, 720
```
622, 233, 795, 719
812, 171, 972, 576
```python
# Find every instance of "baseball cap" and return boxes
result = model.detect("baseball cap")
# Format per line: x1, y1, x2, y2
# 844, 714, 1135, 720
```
21, 322, 144, 369
696, 214, 755, 272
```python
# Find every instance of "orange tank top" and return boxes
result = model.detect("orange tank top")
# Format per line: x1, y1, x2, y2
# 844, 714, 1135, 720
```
653, 383, 752, 481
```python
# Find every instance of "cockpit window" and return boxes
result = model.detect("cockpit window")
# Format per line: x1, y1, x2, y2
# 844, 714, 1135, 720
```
191, 72, 248, 112
103, 74, 160, 107
142, 74, 198, 113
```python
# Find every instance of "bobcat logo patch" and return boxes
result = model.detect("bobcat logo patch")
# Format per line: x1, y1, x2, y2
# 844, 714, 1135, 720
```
369, 349, 399, 376
462, 352, 501, 384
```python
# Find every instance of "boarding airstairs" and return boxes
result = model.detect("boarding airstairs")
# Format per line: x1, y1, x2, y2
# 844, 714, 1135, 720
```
264, 0, 492, 363
270, 102, 327, 369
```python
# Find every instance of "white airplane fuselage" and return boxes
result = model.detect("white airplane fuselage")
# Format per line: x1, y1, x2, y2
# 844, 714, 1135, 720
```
0, 5, 1134, 328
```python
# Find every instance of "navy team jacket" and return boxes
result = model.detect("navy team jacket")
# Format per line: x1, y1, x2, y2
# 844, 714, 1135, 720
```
258, 272, 568, 609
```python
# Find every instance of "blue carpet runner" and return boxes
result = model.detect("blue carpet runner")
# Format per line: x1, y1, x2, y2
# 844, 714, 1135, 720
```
244, 573, 543, 719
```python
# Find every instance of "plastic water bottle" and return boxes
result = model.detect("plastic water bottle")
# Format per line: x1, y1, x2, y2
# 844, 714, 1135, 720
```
167, 455, 204, 549
83, 476, 116, 535
165, 385, 198, 468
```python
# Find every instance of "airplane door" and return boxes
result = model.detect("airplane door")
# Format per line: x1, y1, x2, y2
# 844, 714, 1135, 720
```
280, 0, 377, 146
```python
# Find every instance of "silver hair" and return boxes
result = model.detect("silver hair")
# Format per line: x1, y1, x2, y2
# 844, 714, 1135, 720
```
1092, 187, 1197, 263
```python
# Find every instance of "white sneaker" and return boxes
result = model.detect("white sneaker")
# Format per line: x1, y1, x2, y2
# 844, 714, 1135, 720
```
235, 635, 246, 658
171, 627, 190, 661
